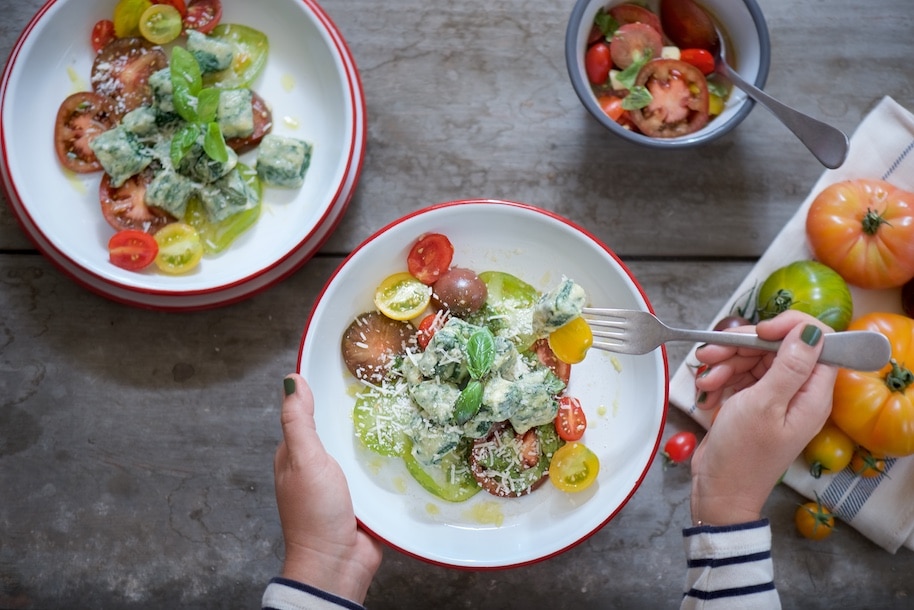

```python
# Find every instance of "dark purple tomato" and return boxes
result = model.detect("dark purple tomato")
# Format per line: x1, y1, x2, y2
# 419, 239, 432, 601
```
432, 267, 487, 316
341, 311, 413, 384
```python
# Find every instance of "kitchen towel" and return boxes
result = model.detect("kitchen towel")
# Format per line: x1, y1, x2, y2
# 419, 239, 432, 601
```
668, 96, 914, 553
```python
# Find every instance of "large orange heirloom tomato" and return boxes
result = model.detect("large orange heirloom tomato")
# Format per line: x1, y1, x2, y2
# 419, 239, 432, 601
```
805, 179, 914, 289
831, 312, 914, 457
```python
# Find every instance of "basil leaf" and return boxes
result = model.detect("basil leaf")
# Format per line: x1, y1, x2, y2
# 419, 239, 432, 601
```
621, 85, 652, 110
170, 46, 202, 95
170, 124, 200, 167
454, 380, 483, 425
593, 8, 619, 39
196, 87, 221, 124
203, 121, 229, 163
466, 328, 495, 380
171, 84, 198, 123
615, 50, 651, 91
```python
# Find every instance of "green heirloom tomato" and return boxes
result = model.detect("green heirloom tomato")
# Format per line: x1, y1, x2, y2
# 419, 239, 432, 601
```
757, 260, 853, 331
202, 24, 269, 89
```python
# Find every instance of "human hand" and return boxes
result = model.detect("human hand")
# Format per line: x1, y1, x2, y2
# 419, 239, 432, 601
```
689, 311, 838, 526
273, 374, 383, 603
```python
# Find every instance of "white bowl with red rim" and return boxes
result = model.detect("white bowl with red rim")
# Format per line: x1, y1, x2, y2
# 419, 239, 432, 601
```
0, 0, 365, 310
298, 199, 669, 569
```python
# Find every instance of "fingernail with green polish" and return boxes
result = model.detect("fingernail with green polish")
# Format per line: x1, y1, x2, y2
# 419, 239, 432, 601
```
801, 324, 823, 347
696, 391, 707, 404
283, 377, 296, 396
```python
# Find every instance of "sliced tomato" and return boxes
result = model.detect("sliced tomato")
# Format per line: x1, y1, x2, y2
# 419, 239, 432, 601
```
597, 94, 625, 122
531, 338, 571, 385
549, 441, 600, 493
374, 272, 432, 321
202, 23, 269, 89
679, 48, 716, 75
54, 92, 118, 173
555, 396, 587, 441
548, 317, 593, 364
630, 59, 710, 138
91, 20, 116, 54
609, 3, 663, 34
108, 229, 158, 271
99, 171, 176, 234
340, 311, 413, 384
416, 311, 447, 350
225, 91, 273, 153
91, 37, 167, 116
154, 222, 204, 274
407, 233, 454, 285
610, 22, 662, 70
469, 422, 557, 498
113, 0, 153, 38
139, 4, 183, 44
153, 0, 187, 16
183, 0, 222, 34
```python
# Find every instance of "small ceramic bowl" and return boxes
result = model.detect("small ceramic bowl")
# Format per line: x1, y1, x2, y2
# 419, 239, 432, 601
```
565, 0, 770, 148
298, 199, 669, 569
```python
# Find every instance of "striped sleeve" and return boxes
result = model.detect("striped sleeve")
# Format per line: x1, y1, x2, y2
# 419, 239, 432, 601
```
262, 577, 366, 610
680, 519, 781, 609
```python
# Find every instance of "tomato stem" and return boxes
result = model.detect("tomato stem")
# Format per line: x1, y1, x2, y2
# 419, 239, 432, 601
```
861, 207, 891, 235
884, 358, 914, 392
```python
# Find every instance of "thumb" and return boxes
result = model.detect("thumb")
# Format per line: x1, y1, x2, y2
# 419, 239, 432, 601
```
280, 374, 320, 460
746, 323, 824, 412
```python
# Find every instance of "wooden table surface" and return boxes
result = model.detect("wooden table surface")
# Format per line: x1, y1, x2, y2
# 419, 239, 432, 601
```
2, 0, 913, 608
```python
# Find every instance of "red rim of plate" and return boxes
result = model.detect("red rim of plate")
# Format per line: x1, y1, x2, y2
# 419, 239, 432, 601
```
297, 198, 670, 569
0, 0, 366, 311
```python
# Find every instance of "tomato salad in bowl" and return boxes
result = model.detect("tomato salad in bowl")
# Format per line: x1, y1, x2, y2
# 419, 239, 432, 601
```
298, 200, 668, 568
56, 0, 312, 275
566, 0, 770, 147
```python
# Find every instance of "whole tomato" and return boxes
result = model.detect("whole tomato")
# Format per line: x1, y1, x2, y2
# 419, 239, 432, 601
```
756, 260, 853, 331
831, 312, 914, 457
806, 179, 914, 289
802, 421, 854, 478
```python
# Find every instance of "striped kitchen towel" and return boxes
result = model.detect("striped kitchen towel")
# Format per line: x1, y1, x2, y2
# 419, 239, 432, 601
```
668, 96, 914, 553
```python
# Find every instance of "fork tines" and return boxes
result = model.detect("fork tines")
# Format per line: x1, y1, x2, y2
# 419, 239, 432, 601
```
581, 307, 629, 350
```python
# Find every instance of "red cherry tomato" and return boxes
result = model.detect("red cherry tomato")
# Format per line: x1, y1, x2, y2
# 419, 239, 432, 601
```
531, 338, 571, 385
91, 20, 116, 53
416, 312, 447, 350
584, 41, 612, 85
679, 48, 716, 75
183, 0, 222, 34
407, 233, 454, 285
662, 431, 697, 465
555, 396, 587, 441
596, 95, 625, 122
108, 229, 159, 271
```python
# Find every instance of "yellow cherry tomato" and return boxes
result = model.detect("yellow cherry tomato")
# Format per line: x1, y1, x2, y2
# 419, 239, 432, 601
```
374, 272, 432, 321
850, 447, 887, 478
154, 222, 204, 274
548, 441, 599, 493
139, 4, 183, 45
794, 494, 835, 541
547, 316, 593, 364
802, 420, 854, 478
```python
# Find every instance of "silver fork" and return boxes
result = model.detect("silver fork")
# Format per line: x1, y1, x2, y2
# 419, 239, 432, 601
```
582, 308, 891, 372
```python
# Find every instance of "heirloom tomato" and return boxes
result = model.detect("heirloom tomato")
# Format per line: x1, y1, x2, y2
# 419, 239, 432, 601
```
805, 179, 914, 289
794, 494, 835, 541
831, 312, 914, 457
756, 260, 853, 331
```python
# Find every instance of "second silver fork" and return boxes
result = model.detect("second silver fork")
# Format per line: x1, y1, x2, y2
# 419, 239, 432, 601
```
582, 307, 891, 372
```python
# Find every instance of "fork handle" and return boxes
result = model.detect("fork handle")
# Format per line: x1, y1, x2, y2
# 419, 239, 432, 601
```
675, 328, 891, 372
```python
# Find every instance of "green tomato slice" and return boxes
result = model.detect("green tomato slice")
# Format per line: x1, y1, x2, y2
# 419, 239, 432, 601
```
202, 24, 269, 89
403, 441, 481, 503
185, 164, 262, 253
353, 387, 415, 458
476, 270, 540, 350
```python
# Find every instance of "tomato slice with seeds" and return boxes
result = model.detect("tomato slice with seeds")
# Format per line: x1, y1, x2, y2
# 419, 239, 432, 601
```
91, 37, 167, 116
99, 171, 176, 234
407, 233, 454, 285
609, 3, 663, 34
184, 0, 222, 34
555, 396, 587, 442
340, 311, 413, 384
108, 229, 158, 271
225, 92, 273, 154
531, 338, 571, 386
416, 311, 447, 350
549, 442, 600, 493
54, 92, 118, 173
154, 222, 204, 274
138, 4, 183, 44
91, 20, 116, 53
610, 22, 662, 70
630, 58, 710, 138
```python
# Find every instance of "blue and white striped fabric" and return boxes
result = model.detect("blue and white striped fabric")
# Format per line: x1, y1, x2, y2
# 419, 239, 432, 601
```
670, 96, 914, 553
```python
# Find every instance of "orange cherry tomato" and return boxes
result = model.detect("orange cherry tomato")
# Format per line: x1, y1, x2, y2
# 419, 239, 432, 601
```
795, 494, 835, 541
596, 95, 625, 122
850, 446, 887, 478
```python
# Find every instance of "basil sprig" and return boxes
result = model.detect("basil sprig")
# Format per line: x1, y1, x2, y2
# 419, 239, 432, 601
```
169, 47, 228, 166
454, 329, 496, 425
